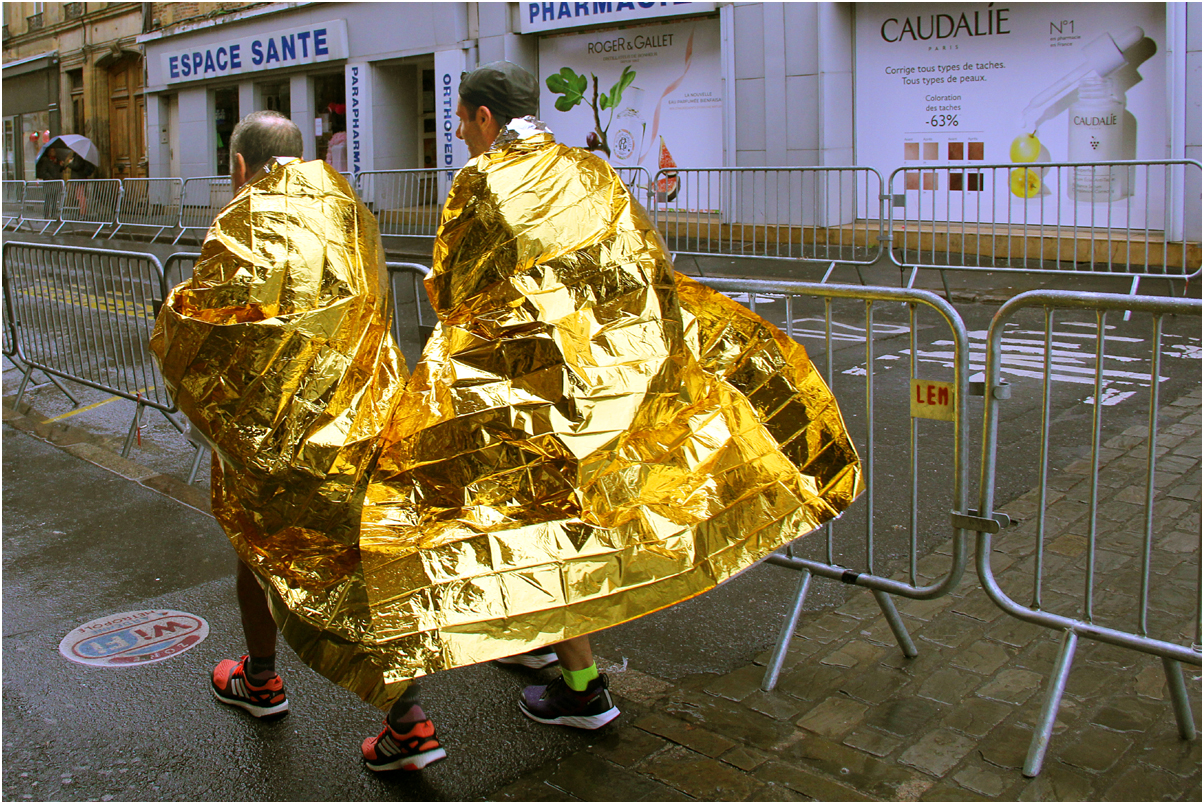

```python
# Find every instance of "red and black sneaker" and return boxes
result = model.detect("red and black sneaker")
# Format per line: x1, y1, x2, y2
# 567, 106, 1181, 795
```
362, 719, 447, 772
211, 656, 289, 718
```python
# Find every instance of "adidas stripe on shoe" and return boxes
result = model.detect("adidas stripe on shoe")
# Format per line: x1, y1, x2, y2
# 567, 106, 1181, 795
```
211, 656, 289, 718
362, 719, 447, 772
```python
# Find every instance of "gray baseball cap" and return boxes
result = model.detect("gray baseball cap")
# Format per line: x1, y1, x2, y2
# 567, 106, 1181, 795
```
459, 60, 540, 121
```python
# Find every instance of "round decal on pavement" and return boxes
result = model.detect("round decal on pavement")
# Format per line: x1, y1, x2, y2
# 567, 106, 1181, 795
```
59, 610, 209, 667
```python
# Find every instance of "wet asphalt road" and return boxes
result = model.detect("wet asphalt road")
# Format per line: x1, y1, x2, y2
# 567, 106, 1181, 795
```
2, 232, 1200, 799
2, 425, 612, 801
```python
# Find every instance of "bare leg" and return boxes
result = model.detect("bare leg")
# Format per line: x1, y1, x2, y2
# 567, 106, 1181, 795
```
236, 560, 277, 674
553, 635, 594, 671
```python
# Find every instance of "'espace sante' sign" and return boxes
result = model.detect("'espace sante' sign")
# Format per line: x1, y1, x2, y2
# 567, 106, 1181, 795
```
519, 2, 715, 34
161, 20, 348, 84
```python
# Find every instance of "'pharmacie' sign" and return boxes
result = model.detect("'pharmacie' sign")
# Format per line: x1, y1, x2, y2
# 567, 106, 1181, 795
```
161, 20, 348, 84
519, 2, 715, 34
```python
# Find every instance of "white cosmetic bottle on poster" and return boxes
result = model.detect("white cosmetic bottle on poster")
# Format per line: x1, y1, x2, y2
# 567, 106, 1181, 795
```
1066, 75, 1130, 203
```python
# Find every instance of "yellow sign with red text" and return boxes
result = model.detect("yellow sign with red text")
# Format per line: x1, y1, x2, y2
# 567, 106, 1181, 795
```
911, 379, 956, 421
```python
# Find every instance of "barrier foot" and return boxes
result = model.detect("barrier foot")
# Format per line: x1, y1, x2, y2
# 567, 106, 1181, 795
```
873, 590, 918, 658
1023, 629, 1079, 778
1123, 276, 1140, 323
820, 261, 837, 284
761, 567, 812, 691
1163, 657, 1197, 741
121, 401, 146, 458
9, 357, 81, 407
45, 372, 80, 407
901, 266, 918, 289
13, 363, 36, 407
187, 444, 207, 485
939, 270, 952, 302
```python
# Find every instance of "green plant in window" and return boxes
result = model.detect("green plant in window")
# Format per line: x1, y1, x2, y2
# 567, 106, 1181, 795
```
546, 65, 636, 157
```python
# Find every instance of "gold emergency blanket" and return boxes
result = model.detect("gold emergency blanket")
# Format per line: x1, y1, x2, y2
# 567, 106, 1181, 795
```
152, 140, 862, 710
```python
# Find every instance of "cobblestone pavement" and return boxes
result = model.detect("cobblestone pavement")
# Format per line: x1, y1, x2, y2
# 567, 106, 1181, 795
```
491, 388, 1203, 802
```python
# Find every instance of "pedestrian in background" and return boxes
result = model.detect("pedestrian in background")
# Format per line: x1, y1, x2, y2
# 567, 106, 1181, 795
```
35, 146, 65, 219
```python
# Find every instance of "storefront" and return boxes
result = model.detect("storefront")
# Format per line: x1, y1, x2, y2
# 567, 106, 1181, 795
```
2, 50, 60, 181
137, 3, 476, 180
136, 1, 1196, 206
136, 2, 735, 183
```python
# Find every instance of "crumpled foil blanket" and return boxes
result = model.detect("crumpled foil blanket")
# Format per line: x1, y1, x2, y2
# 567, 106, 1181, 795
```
153, 143, 862, 709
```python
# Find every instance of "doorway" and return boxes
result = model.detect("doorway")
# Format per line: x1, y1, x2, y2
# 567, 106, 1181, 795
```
107, 55, 146, 178
311, 73, 345, 164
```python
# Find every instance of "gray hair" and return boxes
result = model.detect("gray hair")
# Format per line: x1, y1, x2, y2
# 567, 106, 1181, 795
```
229, 110, 303, 175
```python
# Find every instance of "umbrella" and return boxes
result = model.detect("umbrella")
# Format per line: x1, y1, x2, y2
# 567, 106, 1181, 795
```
35, 134, 100, 170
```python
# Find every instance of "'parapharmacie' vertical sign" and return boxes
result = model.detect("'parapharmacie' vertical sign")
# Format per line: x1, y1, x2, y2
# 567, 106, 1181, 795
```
346, 62, 374, 179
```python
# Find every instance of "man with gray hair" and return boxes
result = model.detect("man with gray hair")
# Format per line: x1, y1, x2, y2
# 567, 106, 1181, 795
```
156, 108, 448, 770
227, 109, 305, 187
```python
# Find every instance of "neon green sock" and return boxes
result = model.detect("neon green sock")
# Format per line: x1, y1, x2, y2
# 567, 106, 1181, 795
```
561, 662, 599, 692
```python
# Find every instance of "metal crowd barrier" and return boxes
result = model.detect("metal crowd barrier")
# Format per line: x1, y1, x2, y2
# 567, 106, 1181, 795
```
695, 277, 974, 690
386, 261, 433, 369
175, 176, 231, 244
3, 180, 25, 229
161, 251, 200, 299
2, 241, 180, 456
887, 159, 1203, 296
975, 289, 1202, 777
354, 170, 441, 239
53, 178, 122, 238
112, 178, 184, 242
12, 180, 65, 234
1, 266, 81, 405
652, 167, 885, 267
613, 166, 655, 211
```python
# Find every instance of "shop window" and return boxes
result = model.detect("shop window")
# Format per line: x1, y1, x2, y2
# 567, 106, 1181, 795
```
21, 110, 49, 179
312, 73, 345, 164
259, 81, 290, 118
214, 87, 239, 176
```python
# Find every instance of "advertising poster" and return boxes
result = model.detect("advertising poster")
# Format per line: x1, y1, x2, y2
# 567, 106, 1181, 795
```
854, 3, 1166, 227
538, 17, 722, 198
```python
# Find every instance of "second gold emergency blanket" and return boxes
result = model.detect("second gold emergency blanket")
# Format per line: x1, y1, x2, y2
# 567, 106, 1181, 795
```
153, 133, 862, 710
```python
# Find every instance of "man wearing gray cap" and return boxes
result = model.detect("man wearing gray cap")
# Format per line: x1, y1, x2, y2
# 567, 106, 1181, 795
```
454, 59, 543, 156
453, 58, 620, 729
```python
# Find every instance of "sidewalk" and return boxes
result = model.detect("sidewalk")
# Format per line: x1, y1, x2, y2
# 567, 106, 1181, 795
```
492, 387, 1203, 802
3, 382, 1200, 801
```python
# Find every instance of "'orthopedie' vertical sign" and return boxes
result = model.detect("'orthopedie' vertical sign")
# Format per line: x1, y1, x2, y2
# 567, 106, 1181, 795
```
434, 48, 468, 201
346, 62, 374, 179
